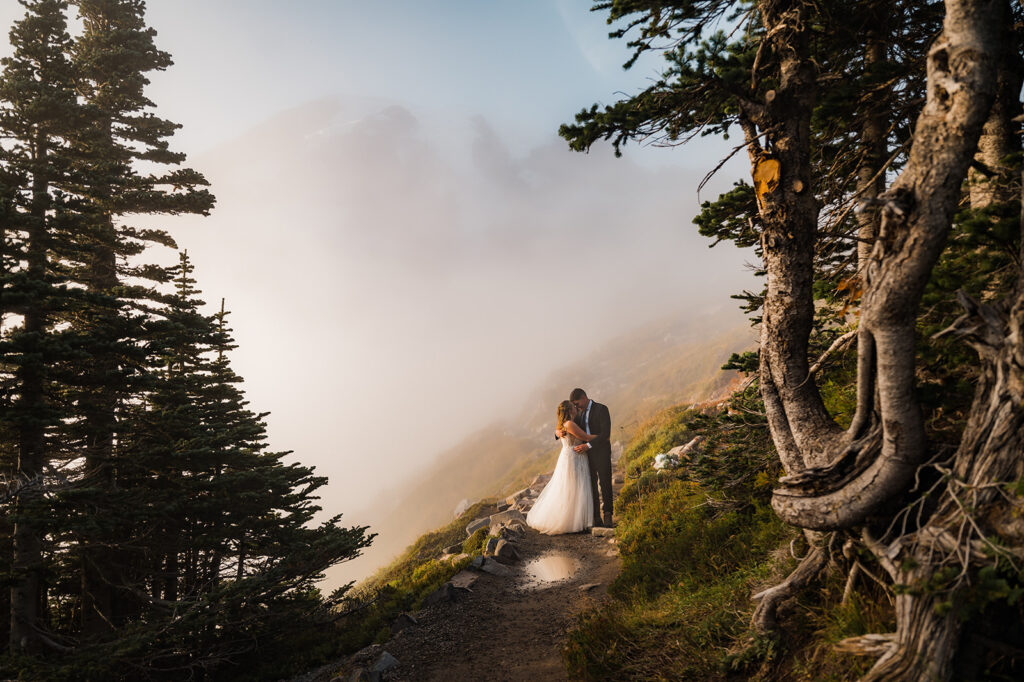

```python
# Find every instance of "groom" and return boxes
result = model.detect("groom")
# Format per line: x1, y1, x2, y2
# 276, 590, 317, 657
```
558, 388, 613, 527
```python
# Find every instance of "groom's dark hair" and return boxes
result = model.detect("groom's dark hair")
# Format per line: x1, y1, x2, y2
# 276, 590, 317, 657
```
570, 388, 587, 401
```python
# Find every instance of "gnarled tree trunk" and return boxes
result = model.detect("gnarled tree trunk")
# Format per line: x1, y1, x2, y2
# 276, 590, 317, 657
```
747, 1, 1015, 678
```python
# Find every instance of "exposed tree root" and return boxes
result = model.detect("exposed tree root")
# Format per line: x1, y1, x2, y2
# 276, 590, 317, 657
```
750, 538, 828, 636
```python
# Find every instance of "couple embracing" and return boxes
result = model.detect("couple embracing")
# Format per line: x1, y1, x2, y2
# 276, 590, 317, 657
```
527, 388, 613, 535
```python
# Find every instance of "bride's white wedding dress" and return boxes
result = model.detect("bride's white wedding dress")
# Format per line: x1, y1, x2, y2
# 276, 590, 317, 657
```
527, 426, 594, 534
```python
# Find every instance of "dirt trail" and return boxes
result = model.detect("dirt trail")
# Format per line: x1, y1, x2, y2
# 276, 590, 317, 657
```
382, 526, 621, 681
304, 491, 623, 682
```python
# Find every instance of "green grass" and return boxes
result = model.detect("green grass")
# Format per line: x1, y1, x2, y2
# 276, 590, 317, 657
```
328, 500, 500, 655
563, 380, 896, 681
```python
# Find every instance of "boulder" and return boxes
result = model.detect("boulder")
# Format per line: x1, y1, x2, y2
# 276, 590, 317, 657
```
505, 487, 532, 506
340, 668, 377, 682
496, 500, 511, 512
488, 509, 527, 533
449, 570, 479, 589
506, 521, 527, 534
530, 473, 552, 488
370, 652, 399, 674
465, 516, 489, 536
483, 537, 501, 557
591, 526, 615, 538
422, 581, 470, 606
390, 612, 418, 635
471, 557, 512, 577
443, 543, 462, 555
498, 524, 523, 541
493, 539, 519, 564
350, 644, 384, 666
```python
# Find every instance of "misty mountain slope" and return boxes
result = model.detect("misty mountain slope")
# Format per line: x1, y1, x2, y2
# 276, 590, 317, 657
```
155, 95, 755, 529
329, 307, 755, 588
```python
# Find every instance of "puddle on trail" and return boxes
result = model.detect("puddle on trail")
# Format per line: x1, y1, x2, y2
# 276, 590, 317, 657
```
518, 553, 580, 590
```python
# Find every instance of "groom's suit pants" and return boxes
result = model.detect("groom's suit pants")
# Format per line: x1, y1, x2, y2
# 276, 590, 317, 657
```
587, 448, 613, 521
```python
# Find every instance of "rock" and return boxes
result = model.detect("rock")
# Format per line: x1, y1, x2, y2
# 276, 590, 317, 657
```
488, 509, 527, 533
591, 526, 615, 538
514, 498, 533, 513
484, 537, 501, 556
470, 556, 485, 569
465, 516, 489, 536
390, 612, 418, 635
579, 583, 601, 591
370, 652, 399, 674
341, 667, 378, 682
530, 473, 552, 488
506, 521, 527, 534
606, 549, 619, 557
505, 487, 533, 506
493, 539, 520, 564
351, 644, 384, 666
496, 500, 511, 512
473, 557, 512, 577
607, 538, 617, 544
443, 543, 462, 555
422, 582, 470, 606
498, 525, 523, 541
449, 570, 478, 589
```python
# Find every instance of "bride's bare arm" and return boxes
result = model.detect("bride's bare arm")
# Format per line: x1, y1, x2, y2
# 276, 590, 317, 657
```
564, 421, 596, 441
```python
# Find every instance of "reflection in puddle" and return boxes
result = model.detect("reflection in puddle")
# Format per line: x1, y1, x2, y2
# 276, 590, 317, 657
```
519, 553, 580, 589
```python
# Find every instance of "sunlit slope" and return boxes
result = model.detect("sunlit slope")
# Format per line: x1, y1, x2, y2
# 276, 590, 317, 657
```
328, 307, 755, 589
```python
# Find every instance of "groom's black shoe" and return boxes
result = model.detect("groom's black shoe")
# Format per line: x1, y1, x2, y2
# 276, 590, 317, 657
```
602, 513, 614, 528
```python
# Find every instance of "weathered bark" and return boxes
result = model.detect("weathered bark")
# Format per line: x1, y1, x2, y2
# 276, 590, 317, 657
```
862, 573, 962, 681
855, 285, 1024, 680
968, 0, 1020, 210
770, 0, 1001, 530
753, 0, 844, 472
751, 536, 828, 635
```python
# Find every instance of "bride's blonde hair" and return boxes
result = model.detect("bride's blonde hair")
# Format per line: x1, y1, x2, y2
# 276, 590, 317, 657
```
556, 400, 574, 431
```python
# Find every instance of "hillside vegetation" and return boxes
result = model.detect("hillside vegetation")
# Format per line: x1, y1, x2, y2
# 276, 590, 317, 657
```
563, 378, 898, 681
332, 309, 754, 588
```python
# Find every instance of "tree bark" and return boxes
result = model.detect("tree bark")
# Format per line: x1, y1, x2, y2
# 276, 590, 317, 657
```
754, 0, 844, 473
770, 0, 1001, 530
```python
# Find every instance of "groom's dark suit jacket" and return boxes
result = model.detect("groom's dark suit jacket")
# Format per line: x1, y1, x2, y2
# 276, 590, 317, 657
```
576, 401, 613, 519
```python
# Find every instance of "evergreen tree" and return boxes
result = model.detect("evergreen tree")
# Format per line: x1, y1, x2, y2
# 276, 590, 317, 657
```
58, 0, 213, 638
0, 0, 84, 653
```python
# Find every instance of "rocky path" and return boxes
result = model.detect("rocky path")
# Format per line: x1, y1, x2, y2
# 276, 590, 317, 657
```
304, 475, 624, 682
382, 524, 621, 681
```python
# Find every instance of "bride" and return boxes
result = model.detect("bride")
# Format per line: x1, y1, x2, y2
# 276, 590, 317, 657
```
527, 400, 597, 534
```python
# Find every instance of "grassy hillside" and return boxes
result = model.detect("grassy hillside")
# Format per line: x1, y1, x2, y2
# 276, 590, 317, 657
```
563, 379, 896, 681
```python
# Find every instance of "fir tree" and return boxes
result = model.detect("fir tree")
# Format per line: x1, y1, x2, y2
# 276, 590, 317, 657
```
58, 0, 213, 638
0, 0, 84, 653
